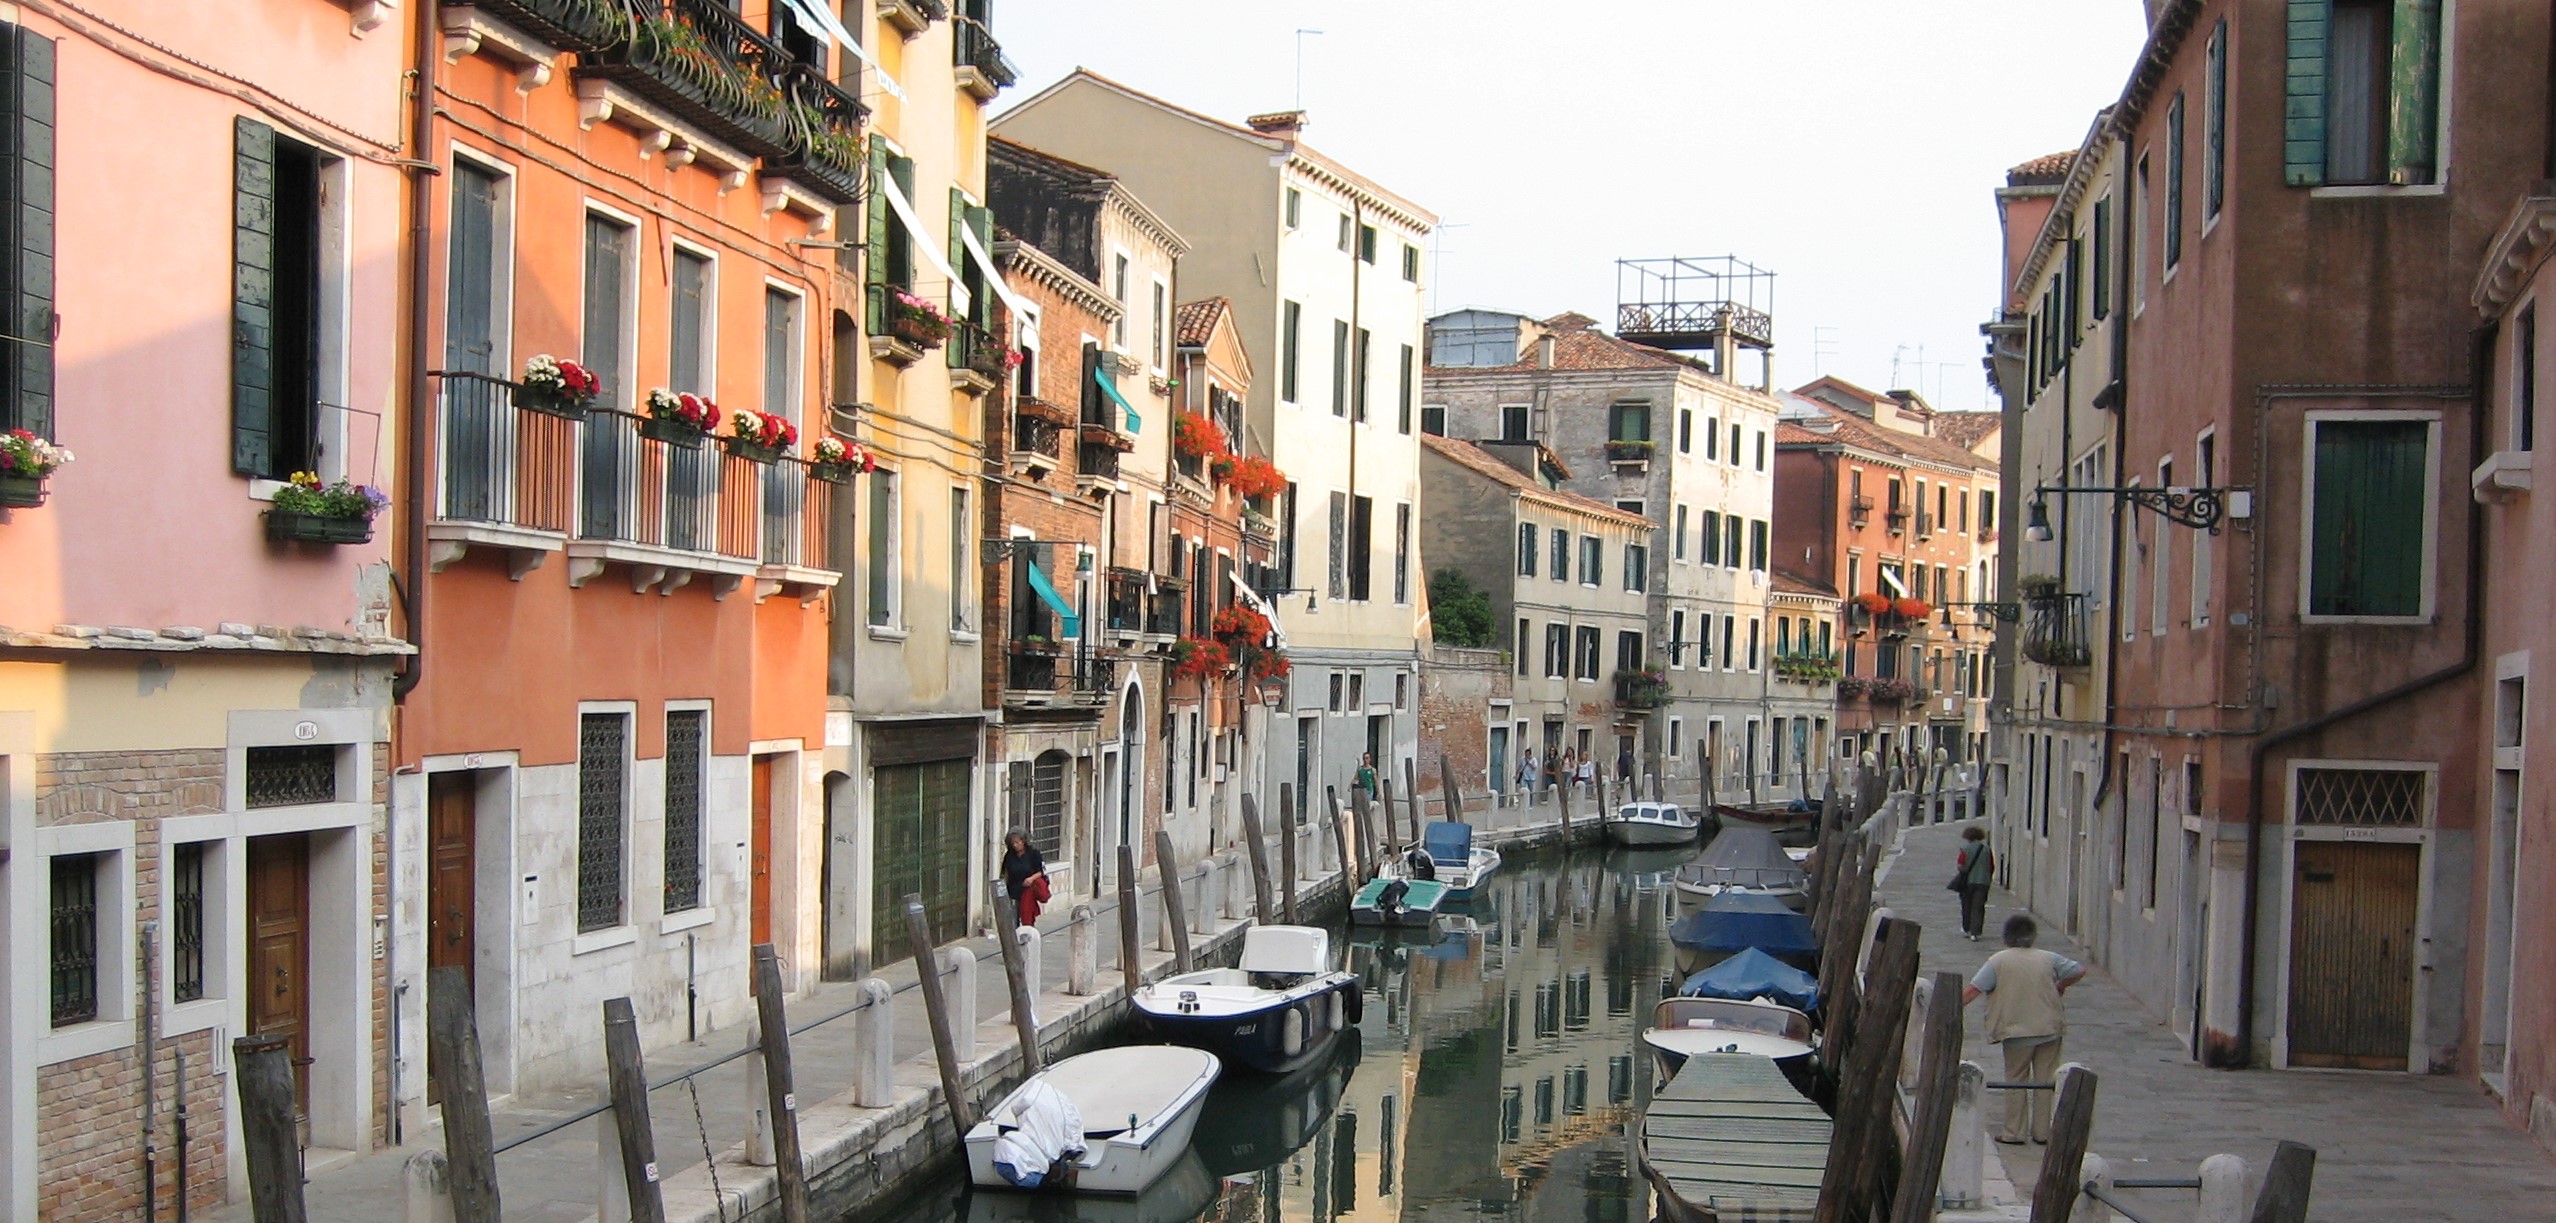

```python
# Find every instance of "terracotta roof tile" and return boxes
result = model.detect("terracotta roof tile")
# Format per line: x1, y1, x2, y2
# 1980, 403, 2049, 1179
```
1420, 435, 1652, 528
1174, 297, 1229, 348
2007, 149, 2077, 185
1772, 568, 1838, 598
1776, 400, 1993, 472
1425, 323, 1689, 375
1775, 422, 1834, 447
1931, 411, 2003, 450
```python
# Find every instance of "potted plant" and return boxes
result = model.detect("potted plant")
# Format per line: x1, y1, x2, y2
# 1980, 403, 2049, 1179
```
1892, 596, 1933, 621
1173, 411, 1227, 461
1604, 439, 1656, 461
265, 471, 387, 544
518, 354, 600, 417
1170, 635, 1232, 679
0, 428, 72, 508
1851, 592, 1893, 617
643, 388, 719, 447
968, 342, 1021, 381
1836, 676, 1870, 698
885, 291, 951, 348
1018, 633, 1058, 655
726, 408, 797, 463
2017, 573, 2063, 600
809, 436, 875, 484
1224, 453, 1289, 500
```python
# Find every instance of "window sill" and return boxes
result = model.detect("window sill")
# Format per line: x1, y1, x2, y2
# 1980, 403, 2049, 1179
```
2308, 183, 2446, 200
39, 1017, 134, 1067
248, 478, 288, 503
660, 907, 715, 936
2300, 614, 2434, 627
867, 624, 911, 641
572, 926, 640, 957
950, 629, 982, 645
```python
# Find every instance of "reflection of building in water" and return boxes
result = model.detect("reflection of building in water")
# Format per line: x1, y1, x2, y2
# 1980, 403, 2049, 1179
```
1197, 854, 1673, 1221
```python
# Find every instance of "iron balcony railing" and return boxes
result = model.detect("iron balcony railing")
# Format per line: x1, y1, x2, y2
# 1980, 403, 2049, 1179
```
1614, 669, 1671, 710
1104, 569, 1147, 635
437, 370, 578, 534
577, 0, 795, 158
1005, 644, 1116, 701
2023, 591, 2094, 668
953, 16, 1019, 90
578, 409, 760, 558
466, 0, 635, 52
1848, 494, 1874, 526
1012, 415, 1062, 463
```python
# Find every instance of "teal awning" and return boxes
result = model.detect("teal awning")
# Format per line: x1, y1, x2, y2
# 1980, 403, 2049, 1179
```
1023, 554, 1081, 638
1095, 364, 1139, 432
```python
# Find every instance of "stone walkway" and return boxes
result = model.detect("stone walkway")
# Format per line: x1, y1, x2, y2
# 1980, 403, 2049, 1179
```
1878, 821, 2556, 1222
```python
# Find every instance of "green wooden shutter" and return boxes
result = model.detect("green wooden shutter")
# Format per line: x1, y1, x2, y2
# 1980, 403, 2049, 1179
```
2285, 0, 2330, 186
864, 146, 890, 331
232, 116, 278, 476
1, 22, 55, 440
2310, 419, 2428, 616
947, 186, 966, 368
2387, 0, 2441, 185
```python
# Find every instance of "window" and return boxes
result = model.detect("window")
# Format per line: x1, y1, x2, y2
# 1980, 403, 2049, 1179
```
1705, 416, 1720, 460
1616, 630, 1644, 673
446, 159, 510, 378
664, 709, 706, 913
1679, 408, 1693, 453
1544, 623, 1568, 678
1673, 506, 1689, 560
1397, 344, 1415, 433
1349, 494, 1374, 601
2165, 92, 2185, 271
2133, 154, 2150, 312
50, 853, 101, 1027
1725, 516, 1744, 570
2205, 21, 2227, 220
867, 467, 899, 626
1330, 320, 1350, 416
232, 119, 341, 480
1608, 400, 1651, 442
1721, 616, 1735, 670
1574, 626, 1601, 680
1670, 608, 1687, 667
1328, 673, 1345, 711
170, 841, 207, 1002
764, 286, 800, 426
579, 212, 638, 537
1151, 280, 1168, 369
1516, 618, 1530, 674
950, 486, 973, 631
1336, 212, 1353, 252
2302, 0, 2441, 187
1615, 499, 1644, 517
1501, 404, 1530, 441
577, 711, 629, 932
1749, 519, 1768, 572
1579, 535, 1602, 587
1353, 327, 1372, 421
1279, 481, 1300, 591
1753, 431, 1767, 471
1284, 187, 1301, 229
1698, 612, 1715, 668
1358, 223, 1378, 264
1, 24, 56, 439
1111, 253, 1130, 346
1728, 422, 1742, 465
1393, 502, 1412, 604
662, 249, 714, 396
1747, 618, 1761, 670
2153, 461, 2172, 634
1669, 718, 1684, 757
1015, 751, 1068, 857
1701, 510, 1722, 564
2308, 417, 2431, 617
1518, 522, 1538, 575
1328, 491, 1348, 600
2519, 306, 2538, 452
1421, 404, 1447, 436
246, 744, 337, 808
1625, 543, 1647, 591
2092, 196, 2112, 320
1551, 527, 1570, 582
864, 148, 916, 324
1281, 300, 1302, 403
1401, 242, 1419, 282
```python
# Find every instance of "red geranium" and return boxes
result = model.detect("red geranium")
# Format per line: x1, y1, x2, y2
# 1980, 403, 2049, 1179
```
1852, 592, 1893, 615
1222, 454, 1288, 500
1173, 411, 1228, 460
1171, 635, 1232, 678
1893, 597, 1932, 620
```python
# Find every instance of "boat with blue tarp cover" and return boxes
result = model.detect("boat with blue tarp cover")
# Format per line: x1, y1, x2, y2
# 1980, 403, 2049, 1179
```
1668, 890, 1819, 976
1681, 946, 1820, 1012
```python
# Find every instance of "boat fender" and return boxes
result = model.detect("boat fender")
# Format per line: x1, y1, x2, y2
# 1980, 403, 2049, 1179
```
1328, 989, 1345, 1032
1282, 1006, 1305, 1058
1343, 983, 1364, 1025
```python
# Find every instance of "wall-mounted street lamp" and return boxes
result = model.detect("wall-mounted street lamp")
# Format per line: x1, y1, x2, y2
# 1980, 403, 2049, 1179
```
2023, 484, 2250, 540
1939, 601, 2022, 626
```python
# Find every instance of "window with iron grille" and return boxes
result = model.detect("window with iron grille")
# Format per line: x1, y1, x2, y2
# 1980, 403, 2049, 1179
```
246, 744, 338, 808
578, 712, 629, 932
664, 710, 705, 913
171, 842, 207, 1003
1026, 751, 1067, 857
50, 852, 100, 1027
2295, 767, 2426, 827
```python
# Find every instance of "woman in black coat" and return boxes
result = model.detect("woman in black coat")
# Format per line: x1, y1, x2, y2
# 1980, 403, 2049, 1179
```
1002, 831, 1049, 927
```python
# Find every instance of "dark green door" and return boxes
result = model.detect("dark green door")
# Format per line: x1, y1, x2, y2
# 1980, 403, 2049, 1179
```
873, 758, 973, 956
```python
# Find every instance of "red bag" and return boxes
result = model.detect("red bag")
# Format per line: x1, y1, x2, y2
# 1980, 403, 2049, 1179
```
1017, 873, 1052, 926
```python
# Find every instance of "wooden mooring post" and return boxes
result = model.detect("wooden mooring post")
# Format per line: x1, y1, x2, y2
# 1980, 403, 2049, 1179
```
1277, 795, 1301, 923
1239, 793, 1278, 921
425, 964, 499, 1222
1116, 845, 1143, 997
1378, 777, 1402, 854
1326, 786, 1356, 882
1438, 754, 1463, 823
1812, 918, 1922, 1223
992, 907, 1045, 1075
600, 997, 666, 1223
750, 946, 812, 1223
1887, 971, 1967, 1223
2027, 1064, 2100, 1223
905, 895, 975, 1134
1154, 829, 1194, 972
232, 1035, 307, 1223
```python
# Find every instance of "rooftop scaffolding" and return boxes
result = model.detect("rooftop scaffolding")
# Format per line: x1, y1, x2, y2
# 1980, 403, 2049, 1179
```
1615, 256, 1777, 353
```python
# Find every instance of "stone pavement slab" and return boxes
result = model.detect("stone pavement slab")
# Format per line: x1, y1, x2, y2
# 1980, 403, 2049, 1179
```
1879, 821, 2556, 1221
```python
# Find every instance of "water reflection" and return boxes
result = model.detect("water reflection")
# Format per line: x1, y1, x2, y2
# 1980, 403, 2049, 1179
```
871, 845, 1693, 1223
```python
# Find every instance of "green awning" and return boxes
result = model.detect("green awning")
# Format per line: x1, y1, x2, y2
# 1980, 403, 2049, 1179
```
1023, 553, 1081, 638
1095, 364, 1139, 432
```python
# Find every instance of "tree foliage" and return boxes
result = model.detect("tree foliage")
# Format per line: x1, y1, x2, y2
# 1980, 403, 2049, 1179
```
1429, 567, 1495, 647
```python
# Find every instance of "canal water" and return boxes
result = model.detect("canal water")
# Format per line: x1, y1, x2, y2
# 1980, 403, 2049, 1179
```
871, 841, 1699, 1223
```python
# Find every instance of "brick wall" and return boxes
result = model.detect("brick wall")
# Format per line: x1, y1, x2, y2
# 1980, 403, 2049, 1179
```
1416, 646, 1509, 798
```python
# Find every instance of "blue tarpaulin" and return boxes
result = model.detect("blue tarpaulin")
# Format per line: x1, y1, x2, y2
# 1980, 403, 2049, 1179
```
1422, 822, 1473, 862
1668, 891, 1819, 961
1681, 946, 1819, 1012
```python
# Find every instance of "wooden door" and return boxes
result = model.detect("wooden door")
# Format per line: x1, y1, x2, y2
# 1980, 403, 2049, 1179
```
2287, 839, 2420, 1069
426, 776, 476, 1104
246, 834, 313, 1114
751, 755, 775, 949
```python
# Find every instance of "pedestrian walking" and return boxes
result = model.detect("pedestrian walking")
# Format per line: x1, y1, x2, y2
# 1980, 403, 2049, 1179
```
1953, 825, 1994, 940
1516, 748, 1538, 799
1001, 830, 1051, 928
1542, 751, 1562, 796
1574, 753, 1595, 794
1961, 914, 2086, 1145
1353, 752, 1379, 805
1616, 744, 1635, 782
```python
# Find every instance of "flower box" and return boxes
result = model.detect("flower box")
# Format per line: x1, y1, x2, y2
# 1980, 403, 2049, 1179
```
641, 416, 707, 448
517, 355, 600, 418
266, 510, 373, 545
1604, 439, 1655, 461
887, 315, 945, 349
515, 384, 590, 420
1080, 422, 1135, 452
0, 474, 45, 508
811, 463, 854, 485
724, 437, 782, 463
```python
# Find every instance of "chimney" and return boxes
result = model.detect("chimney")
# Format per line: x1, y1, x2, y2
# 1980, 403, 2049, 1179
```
1246, 110, 1306, 139
1535, 335, 1556, 369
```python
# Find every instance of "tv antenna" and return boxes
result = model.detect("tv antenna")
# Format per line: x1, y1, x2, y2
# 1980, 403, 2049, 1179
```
1294, 29, 1325, 109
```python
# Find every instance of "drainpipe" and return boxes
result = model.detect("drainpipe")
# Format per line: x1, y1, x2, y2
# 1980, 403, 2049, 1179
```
2228, 339, 2492, 1068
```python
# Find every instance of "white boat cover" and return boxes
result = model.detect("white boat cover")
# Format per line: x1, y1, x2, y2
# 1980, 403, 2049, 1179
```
989, 1079, 1085, 1188
1043, 1045, 1218, 1136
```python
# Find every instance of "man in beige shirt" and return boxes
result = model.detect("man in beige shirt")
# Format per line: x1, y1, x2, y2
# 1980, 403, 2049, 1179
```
1961, 914, 2087, 1144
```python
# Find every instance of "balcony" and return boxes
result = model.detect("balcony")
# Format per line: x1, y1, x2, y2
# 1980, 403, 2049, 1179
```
1884, 504, 1911, 534
1010, 414, 1062, 476
1771, 652, 1840, 686
1005, 643, 1113, 707
1104, 569, 1149, 640
1847, 494, 1873, 528
428, 371, 578, 578
953, 16, 1019, 102
761, 62, 869, 206
576, 0, 794, 161
458, 0, 632, 53
1613, 668, 1670, 711
950, 323, 1004, 397
1915, 512, 1934, 539
878, 0, 945, 37
2023, 591, 2094, 668
1078, 426, 1129, 488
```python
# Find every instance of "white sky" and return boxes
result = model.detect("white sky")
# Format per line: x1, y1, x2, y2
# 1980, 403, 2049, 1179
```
993, 1, 2149, 413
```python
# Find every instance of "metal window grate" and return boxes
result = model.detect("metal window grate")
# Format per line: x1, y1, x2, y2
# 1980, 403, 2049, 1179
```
663, 711, 704, 913
245, 744, 338, 808
172, 842, 207, 1003
2295, 767, 2426, 827
1028, 752, 1066, 858
50, 853, 99, 1027
577, 713, 628, 932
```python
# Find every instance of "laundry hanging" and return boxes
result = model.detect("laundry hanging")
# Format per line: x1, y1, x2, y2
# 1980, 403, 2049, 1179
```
774, 0, 905, 99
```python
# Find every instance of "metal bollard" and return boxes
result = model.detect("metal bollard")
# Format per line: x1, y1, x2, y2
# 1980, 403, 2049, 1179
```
1067, 905, 1097, 996
1941, 1060, 1986, 1209
401, 1150, 455, 1223
944, 946, 979, 1062
2196, 1153, 2250, 1223
853, 978, 896, 1108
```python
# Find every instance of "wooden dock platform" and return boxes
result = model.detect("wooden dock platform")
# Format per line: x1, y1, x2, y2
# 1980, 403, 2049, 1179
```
1637, 1052, 1832, 1222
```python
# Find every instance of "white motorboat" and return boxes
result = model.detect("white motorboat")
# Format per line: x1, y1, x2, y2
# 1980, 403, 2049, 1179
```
964, 1045, 1222, 1196
1603, 800, 1703, 847
1132, 926, 1363, 1074
1639, 996, 1817, 1083
1670, 826, 1810, 912
1376, 821, 1502, 896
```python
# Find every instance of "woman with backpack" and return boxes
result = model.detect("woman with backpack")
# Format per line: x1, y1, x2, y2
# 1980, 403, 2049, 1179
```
1953, 825, 1995, 940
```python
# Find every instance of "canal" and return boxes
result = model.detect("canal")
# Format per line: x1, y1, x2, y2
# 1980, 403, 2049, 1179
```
872, 841, 1697, 1222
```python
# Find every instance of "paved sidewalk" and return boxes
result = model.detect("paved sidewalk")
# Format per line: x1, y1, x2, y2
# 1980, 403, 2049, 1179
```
1878, 822, 2556, 1221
